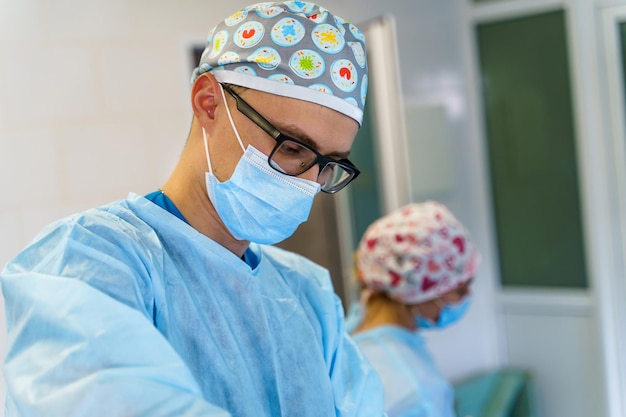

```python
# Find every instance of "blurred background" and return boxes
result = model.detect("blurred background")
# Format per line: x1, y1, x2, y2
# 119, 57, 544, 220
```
2, 0, 626, 416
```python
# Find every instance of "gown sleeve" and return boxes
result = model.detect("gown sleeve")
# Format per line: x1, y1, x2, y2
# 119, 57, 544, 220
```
0, 213, 232, 417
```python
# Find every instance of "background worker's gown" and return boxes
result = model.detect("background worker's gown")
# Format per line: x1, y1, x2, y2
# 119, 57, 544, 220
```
351, 325, 456, 417
0, 193, 385, 417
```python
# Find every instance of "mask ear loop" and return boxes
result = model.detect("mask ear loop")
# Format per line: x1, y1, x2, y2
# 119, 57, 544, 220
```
202, 83, 247, 175
218, 83, 246, 152
202, 127, 214, 174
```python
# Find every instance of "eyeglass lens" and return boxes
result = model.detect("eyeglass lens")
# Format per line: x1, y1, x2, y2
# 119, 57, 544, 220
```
269, 140, 354, 192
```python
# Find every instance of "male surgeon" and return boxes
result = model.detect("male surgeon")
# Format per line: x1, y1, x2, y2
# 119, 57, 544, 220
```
0, 2, 384, 416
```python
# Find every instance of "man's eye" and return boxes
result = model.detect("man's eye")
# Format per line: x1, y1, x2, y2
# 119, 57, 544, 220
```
277, 140, 311, 158
281, 143, 304, 155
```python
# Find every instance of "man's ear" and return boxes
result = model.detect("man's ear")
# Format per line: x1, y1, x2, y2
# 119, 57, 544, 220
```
191, 73, 221, 122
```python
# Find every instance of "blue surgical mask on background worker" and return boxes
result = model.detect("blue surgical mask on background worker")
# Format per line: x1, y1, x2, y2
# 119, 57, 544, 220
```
416, 296, 472, 329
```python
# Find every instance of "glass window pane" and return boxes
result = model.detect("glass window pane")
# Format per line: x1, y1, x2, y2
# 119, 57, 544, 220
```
476, 10, 588, 288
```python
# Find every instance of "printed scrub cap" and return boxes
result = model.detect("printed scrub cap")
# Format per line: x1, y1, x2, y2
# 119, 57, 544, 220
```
191, 1, 368, 125
356, 201, 481, 304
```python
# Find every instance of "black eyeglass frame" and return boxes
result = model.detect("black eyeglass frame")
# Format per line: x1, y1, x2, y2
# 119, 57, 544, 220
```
220, 83, 360, 193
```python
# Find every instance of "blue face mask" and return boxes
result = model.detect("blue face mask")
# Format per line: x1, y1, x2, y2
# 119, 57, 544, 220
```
416, 296, 471, 330
201, 85, 321, 245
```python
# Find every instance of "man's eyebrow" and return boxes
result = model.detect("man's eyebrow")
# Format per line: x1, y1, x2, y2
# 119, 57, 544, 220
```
276, 122, 352, 159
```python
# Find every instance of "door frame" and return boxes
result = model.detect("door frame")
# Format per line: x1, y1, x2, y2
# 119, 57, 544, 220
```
599, 4, 626, 415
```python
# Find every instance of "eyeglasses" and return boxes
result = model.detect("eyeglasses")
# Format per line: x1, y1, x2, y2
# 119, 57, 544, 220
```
220, 83, 360, 193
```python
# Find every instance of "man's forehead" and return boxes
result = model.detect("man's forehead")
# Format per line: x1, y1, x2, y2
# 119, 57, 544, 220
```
277, 122, 353, 159
239, 88, 356, 157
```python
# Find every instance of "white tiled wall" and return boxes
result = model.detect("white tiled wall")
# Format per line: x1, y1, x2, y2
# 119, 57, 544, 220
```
45, 1, 134, 41
0, 0, 46, 42
0, 128, 61, 206
3, 46, 97, 125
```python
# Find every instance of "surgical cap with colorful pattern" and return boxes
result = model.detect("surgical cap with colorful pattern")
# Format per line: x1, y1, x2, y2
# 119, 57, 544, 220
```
356, 201, 481, 304
191, 2, 368, 125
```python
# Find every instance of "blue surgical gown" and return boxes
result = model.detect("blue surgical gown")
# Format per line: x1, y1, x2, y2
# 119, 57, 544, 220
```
0, 193, 385, 417
351, 325, 455, 417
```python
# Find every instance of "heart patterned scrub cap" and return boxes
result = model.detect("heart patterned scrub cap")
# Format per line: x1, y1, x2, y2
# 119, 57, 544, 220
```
356, 201, 482, 304
191, 1, 368, 125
